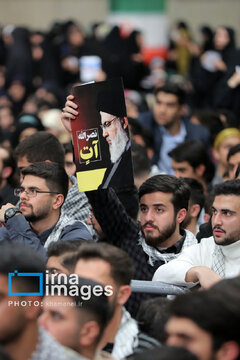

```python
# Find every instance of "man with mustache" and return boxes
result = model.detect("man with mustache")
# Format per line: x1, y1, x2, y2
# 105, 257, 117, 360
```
85, 175, 197, 316
153, 179, 240, 289
0, 162, 92, 258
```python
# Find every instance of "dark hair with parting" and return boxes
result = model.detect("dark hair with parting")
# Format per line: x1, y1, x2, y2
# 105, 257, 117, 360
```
139, 174, 190, 214
21, 161, 69, 200
15, 131, 65, 167
64, 242, 135, 286
154, 82, 186, 105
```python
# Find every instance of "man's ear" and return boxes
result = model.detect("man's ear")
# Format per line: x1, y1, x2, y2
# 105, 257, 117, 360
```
176, 208, 187, 224
52, 194, 64, 210
2, 166, 12, 180
117, 285, 131, 306
190, 204, 201, 219
195, 164, 206, 178
79, 321, 100, 347
216, 341, 240, 360
121, 117, 128, 130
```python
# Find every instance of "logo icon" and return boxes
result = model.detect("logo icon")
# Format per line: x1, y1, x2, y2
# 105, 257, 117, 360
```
8, 270, 43, 296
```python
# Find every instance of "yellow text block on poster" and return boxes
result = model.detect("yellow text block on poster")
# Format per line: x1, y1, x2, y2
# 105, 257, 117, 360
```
76, 168, 107, 191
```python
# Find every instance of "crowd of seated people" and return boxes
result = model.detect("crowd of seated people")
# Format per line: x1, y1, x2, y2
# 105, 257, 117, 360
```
1, 18, 240, 360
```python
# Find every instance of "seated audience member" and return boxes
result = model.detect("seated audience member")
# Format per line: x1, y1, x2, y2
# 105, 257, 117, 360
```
14, 131, 90, 223
212, 128, 240, 184
46, 238, 88, 274
227, 143, 240, 179
136, 297, 170, 345
168, 140, 215, 193
129, 346, 198, 360
196, 191, 215, 242
0, 145, 19, 207
136, 82, 210, 174
0, 162, 92, 258
0, 244, 80, 360
153, 179, 240, 288
181, 178, 205, 235
39, 276, 112, 360
63, 142, 76, 176
165, 288, 240, 360
65, 242, 155, 359
131, 141, 164, 189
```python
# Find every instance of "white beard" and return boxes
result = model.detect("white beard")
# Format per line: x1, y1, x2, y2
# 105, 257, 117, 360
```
108, 121, 129, 163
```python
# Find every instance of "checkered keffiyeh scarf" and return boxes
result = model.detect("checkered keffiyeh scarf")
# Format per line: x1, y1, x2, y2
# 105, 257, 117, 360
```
212, 245, 225, 277
139, 229, 198, 266
30, 328, 84, 360
112, 307, 139, 359
62, 175, 90, 222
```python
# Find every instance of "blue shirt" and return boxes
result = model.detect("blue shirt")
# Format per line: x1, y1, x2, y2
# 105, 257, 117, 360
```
158, 121, 187, 174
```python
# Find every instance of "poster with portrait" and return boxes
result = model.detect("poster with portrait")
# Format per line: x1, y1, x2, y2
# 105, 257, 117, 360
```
71, 78, 134, 192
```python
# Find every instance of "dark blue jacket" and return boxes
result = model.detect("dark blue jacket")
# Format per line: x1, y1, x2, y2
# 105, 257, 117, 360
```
138, 111, 210, 165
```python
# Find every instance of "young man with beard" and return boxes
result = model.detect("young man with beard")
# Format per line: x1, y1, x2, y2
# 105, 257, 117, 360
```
0, 162, 92, 258
62, 93, 133, 189
85, 175, 197, 317
153, 179, 240, 288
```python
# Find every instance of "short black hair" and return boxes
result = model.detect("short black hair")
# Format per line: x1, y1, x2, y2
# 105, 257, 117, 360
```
139, 175, 190, 213
227, 143, 240, 162
21, 161, 69, 200
131, 141, 151, 178
0, 244, 45, 293
68, 242, 135, 286
47, 239, 88, 258
15, 131, 65, 167
168, 290, 240, 351
212, 179, 240, 197
154, 82, 186, 105
168, 140, 215, 183
130, 346, 198, 360
181, 178, 205, 214
136, 297, 170, 343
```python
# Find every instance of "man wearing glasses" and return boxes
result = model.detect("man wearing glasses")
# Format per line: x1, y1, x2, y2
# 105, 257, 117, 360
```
0, 162, 92, 258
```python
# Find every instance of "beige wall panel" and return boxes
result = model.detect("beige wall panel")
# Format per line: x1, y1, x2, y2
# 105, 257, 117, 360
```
0, 0, 108, 31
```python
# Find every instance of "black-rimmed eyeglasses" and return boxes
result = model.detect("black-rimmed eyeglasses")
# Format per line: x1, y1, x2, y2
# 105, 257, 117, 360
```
14, 187, 59, 198
100, 116, 118, 130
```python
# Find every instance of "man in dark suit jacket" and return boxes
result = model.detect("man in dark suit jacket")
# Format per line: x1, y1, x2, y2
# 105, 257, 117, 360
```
137, 82, 210, 173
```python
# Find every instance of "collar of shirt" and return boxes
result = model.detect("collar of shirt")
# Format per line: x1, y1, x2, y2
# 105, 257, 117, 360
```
159, 121, 187, 174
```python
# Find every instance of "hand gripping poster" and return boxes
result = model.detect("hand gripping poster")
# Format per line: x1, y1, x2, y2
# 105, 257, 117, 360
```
71, 78, 134, 191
